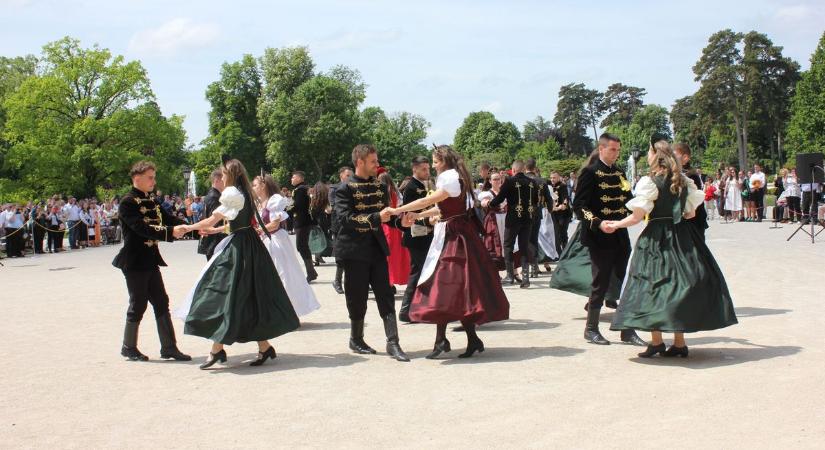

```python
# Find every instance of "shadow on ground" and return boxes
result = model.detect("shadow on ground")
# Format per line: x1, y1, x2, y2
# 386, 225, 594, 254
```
630, 337, 801, 369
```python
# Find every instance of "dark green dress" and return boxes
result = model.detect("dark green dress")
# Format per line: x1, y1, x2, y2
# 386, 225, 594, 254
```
610, 175, 737, 333
548, 223, 621, 301
183, 187, 300, 344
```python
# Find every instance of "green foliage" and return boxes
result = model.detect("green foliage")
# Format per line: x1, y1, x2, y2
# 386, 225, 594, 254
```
360, 106, 430, 179
453, 111, 523, 161
547, 158, 587, 177
599, 83, 646, 128
786, 32, 825, 160
1, 37, 187, 201
553, 83, 595, 155
606, 104, 671, 166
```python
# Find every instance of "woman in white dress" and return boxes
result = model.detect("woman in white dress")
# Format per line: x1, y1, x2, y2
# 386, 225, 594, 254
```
252, 174, 320, 317
724, 166, 742, 220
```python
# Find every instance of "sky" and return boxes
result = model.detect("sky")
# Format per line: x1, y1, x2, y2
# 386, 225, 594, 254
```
1, 0, 823, 148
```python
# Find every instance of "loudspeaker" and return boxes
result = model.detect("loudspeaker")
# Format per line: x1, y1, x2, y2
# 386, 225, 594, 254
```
796, 153, 824, 184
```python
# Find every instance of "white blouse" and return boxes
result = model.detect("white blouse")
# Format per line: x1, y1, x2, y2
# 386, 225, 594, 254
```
214, 186, 244, 221
436, 169, 472, 209
265, 194, 290, 222
626, 175, 704, 215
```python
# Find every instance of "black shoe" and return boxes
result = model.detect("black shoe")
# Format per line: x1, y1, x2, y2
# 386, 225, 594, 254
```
520, 278, 530, 289
332, 279, 344, 294
121, 345, 149, 361
584, 329, 610, 345
605, 299, 618, 309
390, 285, 397, 296
382, 313, 410, 362
250, 346, 277, 366
664, 345, 689, 358
306, 273, 318, 283
501, 275, 517, 285
425, 339, 452, 359
620, 329, 648, 347
638, 343, 666, 358
386, 342, 410, 362
199, 349, 227, 369
349, 338, 377, 354
157, 314, 191, 361
160, 347, 192, 361
458, 337, 485, 358
398, 310, 411, 323
584, 307, 609, 345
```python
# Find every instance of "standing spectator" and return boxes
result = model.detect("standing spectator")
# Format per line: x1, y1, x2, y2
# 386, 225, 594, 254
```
704, 176, 718, 221
773, 172, 785, 222
191, 196, 203, 223
47, 205, 64, 252
79, 202, 92, 248
740, 170, 752, 221
724, 167, 743, 221
750, 164, 767, 222
783, 168, 802, 223
32, 206, 48, 254
61, 197, 81, 249
3, 204, 26, 257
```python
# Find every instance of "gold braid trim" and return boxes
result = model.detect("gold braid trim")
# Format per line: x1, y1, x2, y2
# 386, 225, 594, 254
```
600, 207, 628, 215
600, 195, 628, 203
598, 182, 622, 189
353, 191, 384, 200
355, 201, 385, 211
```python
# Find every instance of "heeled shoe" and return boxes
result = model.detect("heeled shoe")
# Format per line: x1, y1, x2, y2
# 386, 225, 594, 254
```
199, 349, 227, 369
664, 345, 689, 358
458, 338, 485, 358
425, 338, 452, 359
637, 343, 666, 358
250, 346, 277, 366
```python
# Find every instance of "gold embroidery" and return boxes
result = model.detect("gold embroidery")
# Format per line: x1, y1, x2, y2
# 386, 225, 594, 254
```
416, 188, 426, 195
598, 182, 622, 189
583, 210, 595, 221
353, 191, 384, 200
349, 181, 381, 188
150, 224, 165, 231
620, 176, 631, 192
355, 202, 385, 211
139, 206, 149, 214
600, 207, 628, 215
600, 195, 628, 203
596, 170, 622, 178
143, 216, 161, 224
143, 240, 159, 247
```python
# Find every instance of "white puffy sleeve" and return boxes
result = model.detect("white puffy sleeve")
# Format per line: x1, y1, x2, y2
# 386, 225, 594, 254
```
214, 186, 245, 221
684, 176, 705, 212
625, 176, 657, 214
436, 169, 462, 197
266, 194, 290, 222
477, 191, 494, 202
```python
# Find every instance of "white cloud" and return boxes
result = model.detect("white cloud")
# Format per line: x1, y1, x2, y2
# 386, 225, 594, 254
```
480, 101, 502, 113
128, 18, 220, 56
0, 0, 34, 7
311, 29, 403, 51
775, 5, 812, 21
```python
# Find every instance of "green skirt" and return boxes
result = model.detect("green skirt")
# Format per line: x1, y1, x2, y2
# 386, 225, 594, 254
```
610, 222, 737, 333
184, 229, 300, 344
549, 224, 621, 301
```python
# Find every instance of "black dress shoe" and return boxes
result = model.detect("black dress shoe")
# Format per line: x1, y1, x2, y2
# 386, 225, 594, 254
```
425, 339, 451, 359
250, 346, 277, 366
620, 330, 648, 346
398, 311, 411, 323
332, 280, 344, 294
605, 299, 618, 309
349, 338, 377, 354
160, 347, 192, 361
638, 343, 666, 358
584, 329, 610, 345
458, 338, 485, 358
121, 345, 149, 361
199, 349, 227, 369
664, 345, 689, 358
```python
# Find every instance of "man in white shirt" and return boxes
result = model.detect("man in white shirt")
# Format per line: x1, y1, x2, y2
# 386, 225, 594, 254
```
750, 164, 767, 222
61, 197, 81, 249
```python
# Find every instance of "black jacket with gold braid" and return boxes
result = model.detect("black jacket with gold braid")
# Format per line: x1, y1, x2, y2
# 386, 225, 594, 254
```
489, 172, 540, 227
573, 159, 633, 249
332, 174, 402, 262
112, 188, 185, 271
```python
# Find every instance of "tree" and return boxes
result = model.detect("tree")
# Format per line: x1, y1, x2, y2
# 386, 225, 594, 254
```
606, 104, 671, 166
453, 111, 523, 161
671, 95, 712, 154
0, 55, 37, 179
258, 46, 314, 100
359, 106, 430, 177
599, 83, 646, 128
784, 32, 825, 162
522, 115, 556, 143
2, 37, 187, 200
553, 83, 593, 155
204, 54, 266, 177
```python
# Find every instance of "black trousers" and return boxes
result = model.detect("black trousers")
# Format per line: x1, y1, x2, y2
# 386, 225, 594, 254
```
787, 196, 801, 222
588, 243, 630, 308
342, 257, 396, 321
503, 221, 533, 267
33, 227, 45, 253
752, 188, 765, 220
552, 213, 570, 255
528, 216, 541, 263
401, 246, 429, 312
802, 192, 820, 223
4, 228, 24, 257
47, 229, 63, 251
294, 226, 312, 260
123, 268, 171, 323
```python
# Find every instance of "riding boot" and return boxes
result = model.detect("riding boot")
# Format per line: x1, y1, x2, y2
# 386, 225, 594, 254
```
382, 313, 410, 362
584, 306, 609, 345
332, 265, 344, 294
157, 314, 192, 361
121, 321, 149, 361
348, 319, 376, 354
520, 260, 531, 288
304, 257, 318, 282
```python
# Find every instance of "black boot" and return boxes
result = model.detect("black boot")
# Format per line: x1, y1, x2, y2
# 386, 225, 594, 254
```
620, 329, 648, 347
531, 263, 541, 278
121, 321, 149, 361
398, 295, 412, 323
348, 320, 376, 354
502, 259, 518, 285
333, 266, 344, 294
304, 258, 318, 282
584, 307, 609, 345
382, 313, 410, 362
520, 261, 530, 288
157, 314, 192, 361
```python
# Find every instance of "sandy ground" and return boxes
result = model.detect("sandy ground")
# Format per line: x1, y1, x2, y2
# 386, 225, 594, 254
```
1, 220, 824, 449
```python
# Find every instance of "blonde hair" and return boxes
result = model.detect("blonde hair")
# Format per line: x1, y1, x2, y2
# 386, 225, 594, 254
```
649, 140, 684, 195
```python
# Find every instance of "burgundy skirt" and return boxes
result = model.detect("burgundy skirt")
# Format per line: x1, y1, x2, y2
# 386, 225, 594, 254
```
410, 215, 510, 325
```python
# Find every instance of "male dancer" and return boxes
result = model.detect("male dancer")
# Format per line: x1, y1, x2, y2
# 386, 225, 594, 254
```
398, 156, 435, 323
113, 161, 191, 361
525, 158, 552, 277
573, 133, 646, 346
197, 169, 226, 260
330, 166, 353, 294
490, 160, 540, 288
549, 171, 572, 255
674, 143, 708, 239
333, 144, 412, 362
290, 170, 318, 282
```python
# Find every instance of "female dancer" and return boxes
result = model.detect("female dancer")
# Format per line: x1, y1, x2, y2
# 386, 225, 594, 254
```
378, 170, 410, 287
310, 182, 333, 266
176, 158, 300, 369
607, 140, 737, 357
388, 145, 509, 359
252, 174, 321, 317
